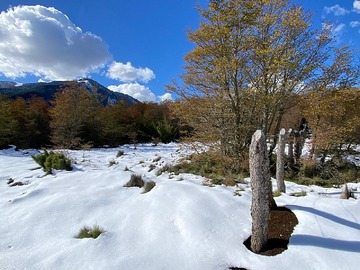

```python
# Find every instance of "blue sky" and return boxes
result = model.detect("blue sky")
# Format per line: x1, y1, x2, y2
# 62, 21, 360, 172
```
0, 1, 359, 102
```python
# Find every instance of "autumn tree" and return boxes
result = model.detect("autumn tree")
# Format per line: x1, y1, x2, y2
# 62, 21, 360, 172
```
50, 87, 103, 149
303, 87, 360, 162
0, 96, 50, 149
0, 96, 16, 148
168, 0, 332, 166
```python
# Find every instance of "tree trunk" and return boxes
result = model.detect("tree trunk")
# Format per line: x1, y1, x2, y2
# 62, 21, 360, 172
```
249, 130, 269, 253
276, 128, 286, 193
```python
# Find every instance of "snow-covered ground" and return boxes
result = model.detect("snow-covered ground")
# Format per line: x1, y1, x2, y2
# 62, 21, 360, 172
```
0, 143, 359, 270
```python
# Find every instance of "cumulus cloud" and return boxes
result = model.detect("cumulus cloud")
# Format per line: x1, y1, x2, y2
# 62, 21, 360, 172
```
324, 4, 349, 16
107, 61, 155, 83
0, 5, 111, 80
108, 83, 156, 102
158, 93, 172, 102
354, 0, 360, 11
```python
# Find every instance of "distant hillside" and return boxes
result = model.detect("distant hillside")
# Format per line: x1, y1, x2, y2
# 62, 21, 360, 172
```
0, 79, 139, 105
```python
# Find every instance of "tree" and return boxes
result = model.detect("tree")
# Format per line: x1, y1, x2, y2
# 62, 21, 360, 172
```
168, 0, 332, 165
10, 97, 51, 149
303, 87, 360, 161
0, 96, 16, 148
50, 87, 102, 149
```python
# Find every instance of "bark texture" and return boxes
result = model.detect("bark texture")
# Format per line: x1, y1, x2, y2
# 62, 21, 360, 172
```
287, 128, 294, 167
276, 128, 286, 193
340, 184, 350, 199
249, 130, 269, 253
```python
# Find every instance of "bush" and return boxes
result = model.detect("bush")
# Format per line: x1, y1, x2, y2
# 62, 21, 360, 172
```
77, 225, 104, 239
156, 151, 246, 185
108, 160, 118, 167
143, 181, 156, 193
116, 150, 125, 158
148, 164, 156, 172
32, 149, 72, 174
289, 157, 360, 187
124, 174, 144, 188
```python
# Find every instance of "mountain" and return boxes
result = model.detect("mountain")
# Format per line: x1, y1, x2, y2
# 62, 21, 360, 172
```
0, 78, 139, 105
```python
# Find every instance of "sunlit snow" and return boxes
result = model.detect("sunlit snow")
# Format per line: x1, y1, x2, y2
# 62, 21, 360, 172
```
0, 143, 359, 270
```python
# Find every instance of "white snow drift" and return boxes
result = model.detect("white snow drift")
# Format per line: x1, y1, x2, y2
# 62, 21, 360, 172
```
0, 143, 359, 270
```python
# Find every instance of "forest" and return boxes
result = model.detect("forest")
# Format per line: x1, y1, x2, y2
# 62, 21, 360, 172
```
0, 87, 181, 150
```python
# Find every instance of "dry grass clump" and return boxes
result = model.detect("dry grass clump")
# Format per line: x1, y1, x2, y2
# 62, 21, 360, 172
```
124, 174, 144, 188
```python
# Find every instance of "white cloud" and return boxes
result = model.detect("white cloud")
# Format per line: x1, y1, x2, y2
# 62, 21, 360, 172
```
158, 93, 172, 102
0, 5, 111, 80
324, 4, 350, 16
108, 83, 156, 102
354, 0, 360, 11
350, 21, 360, 27
107, 61, 155, 83
332, 23, 346, 36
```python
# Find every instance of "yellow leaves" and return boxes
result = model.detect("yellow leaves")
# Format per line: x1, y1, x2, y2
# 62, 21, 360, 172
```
303, 88, 360, 150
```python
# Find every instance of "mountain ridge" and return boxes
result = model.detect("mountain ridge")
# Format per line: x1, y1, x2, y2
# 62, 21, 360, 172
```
0, 78, 139, 105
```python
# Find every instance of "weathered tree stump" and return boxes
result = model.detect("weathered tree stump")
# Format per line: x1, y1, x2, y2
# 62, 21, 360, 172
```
287, 128, 294, 167
249, 130, 269, 253
276, 128, 286, 193
340, 184, 350, 199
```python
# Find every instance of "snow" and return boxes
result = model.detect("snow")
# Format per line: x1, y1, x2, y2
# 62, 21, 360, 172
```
0, 143, 359, 270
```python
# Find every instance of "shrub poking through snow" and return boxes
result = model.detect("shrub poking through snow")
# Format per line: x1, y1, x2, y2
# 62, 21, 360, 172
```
148, 164, 156, 172
290, 190, 307, 197
77, 225, 104, 239
108, 160, 118, 167
124, 174, 144, 188
116, 150, 125, 158
143, 181, 156, 193
32, 149, 72, 174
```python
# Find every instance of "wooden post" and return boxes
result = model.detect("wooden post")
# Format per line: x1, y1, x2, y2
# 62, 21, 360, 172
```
340, 184, 350, 199
287, 128, 294, 167
249, 130, 269, 253
276, 128, 286, 193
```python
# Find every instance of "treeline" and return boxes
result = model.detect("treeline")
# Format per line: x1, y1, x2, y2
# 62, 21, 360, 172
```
0, 87, 182, 150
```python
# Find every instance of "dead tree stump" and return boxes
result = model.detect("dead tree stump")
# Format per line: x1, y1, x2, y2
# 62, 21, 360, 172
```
249, 130, 269, 253
340, 184, 350, 199
287, 128, 294, 167
276, 128, 286, 193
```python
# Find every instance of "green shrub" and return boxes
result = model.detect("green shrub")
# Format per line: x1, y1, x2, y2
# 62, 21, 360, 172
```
124, 174, 144, 188
32, 150, 72, 174
143, 181, 156, 193
273, 191, 282, 197
77, 225, 104, 239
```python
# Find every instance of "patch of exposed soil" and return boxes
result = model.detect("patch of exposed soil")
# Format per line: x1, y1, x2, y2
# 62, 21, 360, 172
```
244, 206, 298, 256
230, 207, 298, 269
